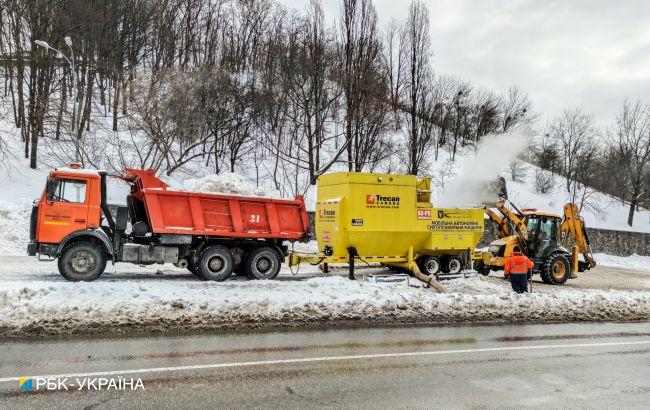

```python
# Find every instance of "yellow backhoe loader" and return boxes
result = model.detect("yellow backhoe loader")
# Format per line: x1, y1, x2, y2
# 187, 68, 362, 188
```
474, 201, 597, 285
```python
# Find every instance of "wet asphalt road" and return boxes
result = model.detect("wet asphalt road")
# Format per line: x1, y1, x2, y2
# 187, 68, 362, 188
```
1, 322, 649, 409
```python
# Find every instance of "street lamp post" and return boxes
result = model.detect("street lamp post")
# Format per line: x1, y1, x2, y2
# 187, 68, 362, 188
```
34, 38, 77, 132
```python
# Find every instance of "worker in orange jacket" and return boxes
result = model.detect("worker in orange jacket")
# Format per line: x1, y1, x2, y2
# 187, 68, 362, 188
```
504, 246, 534, 293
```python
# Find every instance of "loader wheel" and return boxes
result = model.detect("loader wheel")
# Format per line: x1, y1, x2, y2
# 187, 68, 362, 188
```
197, 245, 234, 281
473, 260, 491, 276
58, 242, 107, 282
417, 256, 441, 276
446, 256, 463, 275
540, 253, 571, 285
245, 247, 281, 280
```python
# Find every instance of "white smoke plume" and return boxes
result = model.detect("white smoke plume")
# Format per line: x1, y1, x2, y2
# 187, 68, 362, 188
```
436, 125, 532, 207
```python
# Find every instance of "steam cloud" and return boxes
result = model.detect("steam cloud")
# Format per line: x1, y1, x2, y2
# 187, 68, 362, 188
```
436, 125, 532, 207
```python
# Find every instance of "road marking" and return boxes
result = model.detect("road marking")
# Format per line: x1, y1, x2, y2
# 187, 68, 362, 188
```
1, 340, 648, 383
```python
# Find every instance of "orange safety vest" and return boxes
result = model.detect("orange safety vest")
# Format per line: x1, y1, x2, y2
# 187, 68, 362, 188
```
504, 252, 533, 275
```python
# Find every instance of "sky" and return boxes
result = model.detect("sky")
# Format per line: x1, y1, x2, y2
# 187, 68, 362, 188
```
279, 0, 650, 127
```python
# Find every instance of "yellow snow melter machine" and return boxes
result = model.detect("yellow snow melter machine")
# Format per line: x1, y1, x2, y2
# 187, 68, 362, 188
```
289, 172, 484, 291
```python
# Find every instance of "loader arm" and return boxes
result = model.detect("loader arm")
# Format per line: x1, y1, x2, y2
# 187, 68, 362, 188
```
494, 201, 529, 248
485, 207, 511, 238
561, 203, 597, 271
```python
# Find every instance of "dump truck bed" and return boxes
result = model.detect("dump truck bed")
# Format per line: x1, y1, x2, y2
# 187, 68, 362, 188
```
124, 169, 310, 241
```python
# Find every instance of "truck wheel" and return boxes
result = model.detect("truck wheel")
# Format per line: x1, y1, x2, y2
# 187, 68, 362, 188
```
197, 245, 234, 281
187, 264, 204, 279
245, 247, 281, 280
446, 256, 463, 274
541, 253, 570, 285
417, 256, 441, 276
58, 242, 107, 282
473, 260, 490, 276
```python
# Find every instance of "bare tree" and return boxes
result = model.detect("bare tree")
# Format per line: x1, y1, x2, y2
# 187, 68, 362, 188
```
339, 0, 389, 172
501, 86, 531, 131
533, 169, 554, 194
508, 160, 528, 182
608, 100, 650, 226
549, 108, 596, 193
402, 0, 433, 174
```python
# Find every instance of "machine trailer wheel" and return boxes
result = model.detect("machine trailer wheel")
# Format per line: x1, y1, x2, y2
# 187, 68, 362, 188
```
417, 256, 441, 276
540, 253, 571, 285
58, 242, 107, 282
197, 245, 234, 281
446, 256, 463, 274
245, 247, 281, 280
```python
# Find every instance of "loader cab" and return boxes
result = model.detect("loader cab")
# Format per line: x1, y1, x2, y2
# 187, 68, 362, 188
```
32, 166, 103, 249
524, 212, 562, 259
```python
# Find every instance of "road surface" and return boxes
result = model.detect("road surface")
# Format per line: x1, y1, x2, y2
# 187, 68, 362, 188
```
1, 322, 649, 408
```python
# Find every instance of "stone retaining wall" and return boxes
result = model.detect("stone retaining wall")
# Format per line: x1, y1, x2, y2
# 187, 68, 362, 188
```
478, 220, 649, 257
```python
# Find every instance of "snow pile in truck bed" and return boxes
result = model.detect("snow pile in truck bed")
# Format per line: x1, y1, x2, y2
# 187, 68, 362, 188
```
183, 173, 268, 197
0, 200, 31, 256
0, 259, 648, 337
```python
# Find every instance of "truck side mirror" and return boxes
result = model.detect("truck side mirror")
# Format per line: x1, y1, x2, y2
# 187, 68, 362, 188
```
46, 178, 56, 202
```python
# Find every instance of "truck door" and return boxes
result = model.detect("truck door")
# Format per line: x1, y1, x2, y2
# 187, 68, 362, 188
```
38, 177, 90, 244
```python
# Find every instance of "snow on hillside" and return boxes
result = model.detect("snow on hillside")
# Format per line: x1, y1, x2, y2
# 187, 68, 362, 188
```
425, 129, 650, 233
0, 113, 649, 256
506, 163, 650, 233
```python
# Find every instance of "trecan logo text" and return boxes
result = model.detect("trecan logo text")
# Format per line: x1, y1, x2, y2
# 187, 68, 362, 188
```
366, 195, 376, 205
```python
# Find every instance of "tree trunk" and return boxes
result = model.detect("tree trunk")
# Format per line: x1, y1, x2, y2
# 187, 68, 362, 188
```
628, 199, 637, 227
113, 76, 120, 131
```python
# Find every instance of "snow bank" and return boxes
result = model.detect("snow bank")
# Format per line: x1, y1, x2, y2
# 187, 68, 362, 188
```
1, 261, 648, 337
594, 253, 650, 273
183, 173, 268, 197
0, 200, 31, 256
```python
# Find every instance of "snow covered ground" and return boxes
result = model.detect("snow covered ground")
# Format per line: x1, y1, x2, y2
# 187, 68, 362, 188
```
1, 256, 648, 337
594, 253, 650, 272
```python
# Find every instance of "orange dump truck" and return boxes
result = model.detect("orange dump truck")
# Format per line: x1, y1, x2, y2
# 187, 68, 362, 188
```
28, 166, 310, 282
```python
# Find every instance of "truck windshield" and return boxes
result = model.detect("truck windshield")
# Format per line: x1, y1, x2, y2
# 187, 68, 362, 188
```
48, 178, 87, 203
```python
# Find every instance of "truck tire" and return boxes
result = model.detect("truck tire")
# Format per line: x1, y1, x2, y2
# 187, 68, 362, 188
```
473, 260, 490, 276
245, 247, 281, 280
417, 256, 441, 276
446, 256, 463, 274
197, 245, 234, 281
58, 242, 107, 282
540, 253, 571, 285
187, 264, 204, 279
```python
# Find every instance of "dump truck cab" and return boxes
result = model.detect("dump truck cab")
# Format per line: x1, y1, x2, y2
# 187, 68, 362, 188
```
28, 165, 110, 258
